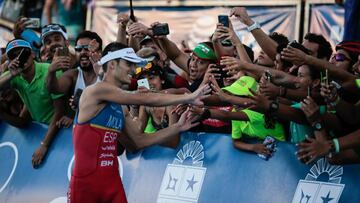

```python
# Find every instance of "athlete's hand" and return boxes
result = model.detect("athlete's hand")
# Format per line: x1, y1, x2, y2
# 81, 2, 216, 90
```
176, 108, 200, 132
32, 144, 48, 168
188, 84, 211, 106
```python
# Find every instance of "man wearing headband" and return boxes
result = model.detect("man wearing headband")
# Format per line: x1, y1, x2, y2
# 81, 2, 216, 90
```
68, 42, 210, 203
0, 39, 67, 168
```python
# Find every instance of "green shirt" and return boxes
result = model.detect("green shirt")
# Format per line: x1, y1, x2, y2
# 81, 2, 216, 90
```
9, 62, 63, 124
232, 109, 285, 141
289, 103, 326, 143
356, 79, 360, 88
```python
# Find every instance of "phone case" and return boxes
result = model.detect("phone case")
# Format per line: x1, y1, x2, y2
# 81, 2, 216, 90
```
137, 79, 150, 89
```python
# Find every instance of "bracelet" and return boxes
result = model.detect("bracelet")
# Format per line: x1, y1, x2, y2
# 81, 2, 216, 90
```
332, 138, 340, 153
247, 21, 261, 32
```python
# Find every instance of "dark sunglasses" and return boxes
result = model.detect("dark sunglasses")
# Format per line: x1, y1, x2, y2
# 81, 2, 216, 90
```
75, 45, 90, 52
332, 53, 351, 62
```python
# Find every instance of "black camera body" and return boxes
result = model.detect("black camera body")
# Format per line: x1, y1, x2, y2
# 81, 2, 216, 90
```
152, 23, 170, 36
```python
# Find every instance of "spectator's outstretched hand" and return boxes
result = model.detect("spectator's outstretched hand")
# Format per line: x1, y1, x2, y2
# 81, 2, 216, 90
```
281, 46, 307, 66
229, 7, 254, 26
128, 22, 151, 38
56, 115, 73, 128
202, 64, 219, 84
320, 83, 338, 104
117, 13, 130, 27
209, 76, 227, 99
296, 137, 331, 164
221, 56, 243, 72
32, 144, 48, 168
189, 84, 211, 106
300, 96, 321, 125
259, 75, 280, 99
252, 143, 272, 156
248, 88, 271, 112
211, 23, 229, 42
177, 108, 200, 132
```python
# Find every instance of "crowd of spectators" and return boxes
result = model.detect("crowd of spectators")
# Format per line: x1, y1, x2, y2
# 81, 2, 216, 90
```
0, 5, 360, 169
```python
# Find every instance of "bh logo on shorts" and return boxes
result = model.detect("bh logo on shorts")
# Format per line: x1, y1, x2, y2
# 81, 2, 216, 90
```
292, 158, 344, 203
157, 140, 206, 203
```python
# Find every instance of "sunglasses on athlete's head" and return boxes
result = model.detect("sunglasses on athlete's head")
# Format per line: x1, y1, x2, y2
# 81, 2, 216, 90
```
331, 53, 351, 62
75, 45, 90, 52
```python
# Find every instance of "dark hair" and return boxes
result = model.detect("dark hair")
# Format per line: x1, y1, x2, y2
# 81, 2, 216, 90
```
289, 41, 310, 55
243, 44, 254, 62
276, 43, 292, 69
269, 32, 289, 45
75, 30, 103, 51
102, 42, 128, 72
304, 33, 333, 60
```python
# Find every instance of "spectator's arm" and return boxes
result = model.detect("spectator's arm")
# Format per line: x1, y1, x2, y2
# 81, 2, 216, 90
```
43, 0, 55, 24
155, 36, 190, 73
0, 71, 13, 91
230, 7, 278, 60
31, 97, 66, 168
0, 105, 31, 128
116, 13, 129, 45
46, 69, 75, 94
209, 109, 250, 122
233, 139, 272, 156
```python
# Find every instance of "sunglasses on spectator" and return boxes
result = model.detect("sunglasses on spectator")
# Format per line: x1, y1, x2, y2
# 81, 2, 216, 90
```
75, 45, 90, 52
331, 53, 351, 62
42, 24, 65, 34
8, 48, 31, 61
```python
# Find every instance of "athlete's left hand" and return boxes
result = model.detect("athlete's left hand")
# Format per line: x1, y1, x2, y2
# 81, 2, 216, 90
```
189, 84, 211, 106
32, 144, 48, 168
177, 108, 200, 132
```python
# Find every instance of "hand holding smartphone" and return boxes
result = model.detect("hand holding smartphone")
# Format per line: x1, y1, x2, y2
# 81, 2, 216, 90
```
137, 78, 150, 89
25, 18, 41, 29
258, 136, 276, 161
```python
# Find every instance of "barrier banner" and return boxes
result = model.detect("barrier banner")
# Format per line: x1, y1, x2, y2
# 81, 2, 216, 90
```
310, 4, 344, 48
92, 6, 297, 54
1, 121, 360, 203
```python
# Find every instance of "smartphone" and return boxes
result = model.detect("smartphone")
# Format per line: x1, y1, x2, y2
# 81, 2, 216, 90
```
72, 89, 83, 109
265, 71, 272, 82
137, 78, 150, 89
258, 136, 276, 161
212, 65, 229, 79
218, 15, 229, 27
18, 48, 31, 69
58, 46, 69, 56
152, 23, 169, 36
25, 18, 41, 29
325, 69, 329, 86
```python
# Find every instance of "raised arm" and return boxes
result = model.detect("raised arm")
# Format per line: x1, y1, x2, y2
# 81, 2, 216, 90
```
46, 49, 73, 93
230, 7, 279, 60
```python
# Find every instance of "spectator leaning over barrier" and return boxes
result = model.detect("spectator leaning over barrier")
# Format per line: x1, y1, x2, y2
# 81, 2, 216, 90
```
68, 42, 211, 202
0, 39, 67, 168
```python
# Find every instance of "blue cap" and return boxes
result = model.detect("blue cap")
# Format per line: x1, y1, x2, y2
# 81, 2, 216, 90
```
6, 39, 32, 55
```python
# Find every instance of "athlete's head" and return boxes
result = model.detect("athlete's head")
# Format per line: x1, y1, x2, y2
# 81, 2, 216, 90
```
100, 42, 146, 85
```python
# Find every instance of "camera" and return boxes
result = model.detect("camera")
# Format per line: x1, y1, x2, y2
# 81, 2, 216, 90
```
218, 15, 229, 27
212, 65, 229, 79
152, 23, 170, 36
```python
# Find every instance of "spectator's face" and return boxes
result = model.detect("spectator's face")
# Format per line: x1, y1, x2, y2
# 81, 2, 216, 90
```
352, 55, 360, 76
8, 48, 34, 72
76, 37, 92, 71
43, 33, 67, 61
114, 59, 133, 85
143, 74, 163, 91
329, 49, 351, 71
257, 50, 274, 67
297, 65, 313, 89
302, 40, 319, 57
274, 53, 284, 71
189, 54, 210, 81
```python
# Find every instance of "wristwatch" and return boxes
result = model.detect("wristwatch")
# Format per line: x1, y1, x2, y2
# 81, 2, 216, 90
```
312, 122, 323, 131
268, 101, 279, 114
247, 21, 261, 32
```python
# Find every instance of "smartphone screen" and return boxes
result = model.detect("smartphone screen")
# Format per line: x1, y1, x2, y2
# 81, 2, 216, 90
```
218, 15, 229, 27
137, 78, 150, 89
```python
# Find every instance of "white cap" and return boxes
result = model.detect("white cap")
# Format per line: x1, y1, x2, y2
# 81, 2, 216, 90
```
100, 48, 147, 65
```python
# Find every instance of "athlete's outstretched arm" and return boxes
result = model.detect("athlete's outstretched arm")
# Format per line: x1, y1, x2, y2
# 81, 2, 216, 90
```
89, 82, 211, 107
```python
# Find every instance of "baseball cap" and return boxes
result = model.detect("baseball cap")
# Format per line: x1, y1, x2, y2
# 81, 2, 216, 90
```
41, 24, 68, 42
192, 43, 217, 61
222, 76, 258, 96
100, 47, 147, 65
6, 39, 32, 56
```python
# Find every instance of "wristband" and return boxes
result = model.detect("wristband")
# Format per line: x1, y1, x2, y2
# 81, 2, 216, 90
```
247, 21, 261, 32
332, 138, 340, 153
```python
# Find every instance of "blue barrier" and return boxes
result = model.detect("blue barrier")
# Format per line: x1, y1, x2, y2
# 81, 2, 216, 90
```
1, 121, 360, 203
